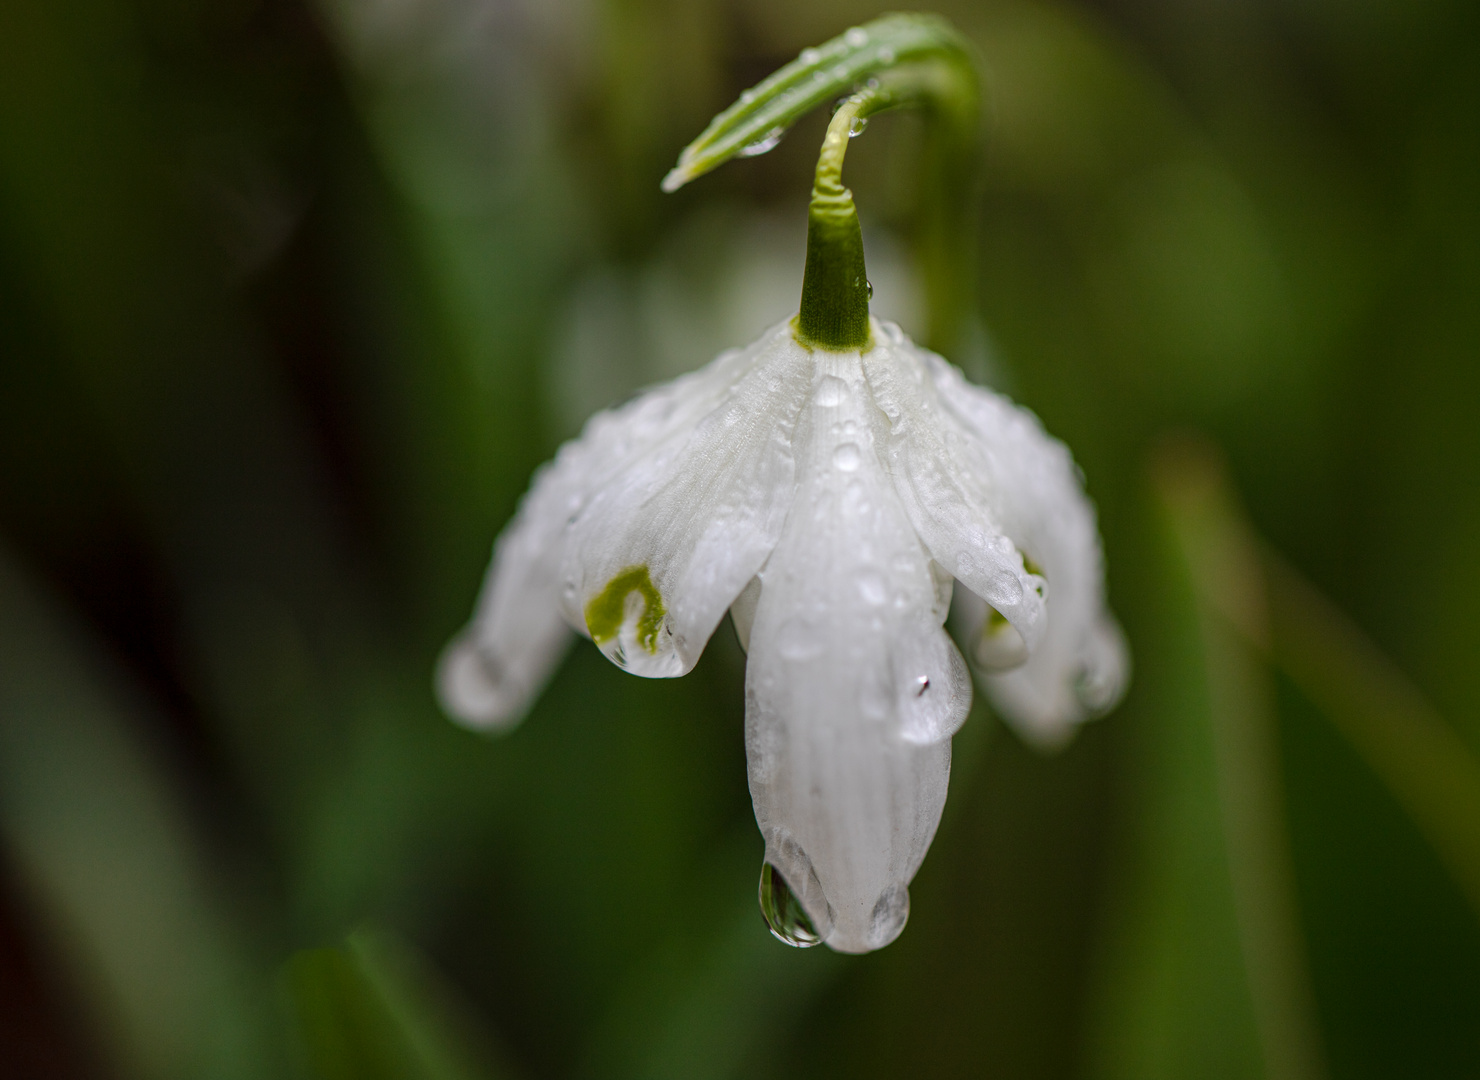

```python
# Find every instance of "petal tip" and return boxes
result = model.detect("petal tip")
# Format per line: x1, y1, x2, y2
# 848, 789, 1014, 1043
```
435, 633, 530, 732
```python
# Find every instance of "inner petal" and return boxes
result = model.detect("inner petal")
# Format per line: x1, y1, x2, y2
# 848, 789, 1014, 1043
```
744, 348, 969, 954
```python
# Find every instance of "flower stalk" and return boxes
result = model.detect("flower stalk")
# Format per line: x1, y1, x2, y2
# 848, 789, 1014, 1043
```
661, 13, 980, 354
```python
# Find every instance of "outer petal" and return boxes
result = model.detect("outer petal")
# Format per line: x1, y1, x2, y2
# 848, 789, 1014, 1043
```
862, 323, 1049, 653
438, 329, 772, 728
558, 321, 813, 677
921, 339, 1129, 747
746, 348, 970, 954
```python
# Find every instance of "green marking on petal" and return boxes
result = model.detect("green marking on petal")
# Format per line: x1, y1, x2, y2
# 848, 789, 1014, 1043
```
585, 566, 667, 654
1022, 554, 1044, 578
985, 605, 1011, 631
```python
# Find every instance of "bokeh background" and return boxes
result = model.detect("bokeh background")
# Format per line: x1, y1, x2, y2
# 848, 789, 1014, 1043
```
3, 0, 1480, 1077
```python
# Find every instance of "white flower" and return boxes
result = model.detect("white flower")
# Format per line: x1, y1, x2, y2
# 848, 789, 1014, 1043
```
439, 317, 1126, 952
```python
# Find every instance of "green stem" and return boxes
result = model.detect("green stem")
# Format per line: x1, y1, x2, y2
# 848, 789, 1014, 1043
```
662, 14, 979, 354
796, 94, 872, 349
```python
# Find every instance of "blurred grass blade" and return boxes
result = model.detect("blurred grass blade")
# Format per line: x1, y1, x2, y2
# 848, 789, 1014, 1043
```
661, 13, 975, 193
288, 925, 518, 1080
1152, 437, 1326, 1080
583, 832, 845, 1080
0, 544, 275, 1080
1263, 554, 1480, 915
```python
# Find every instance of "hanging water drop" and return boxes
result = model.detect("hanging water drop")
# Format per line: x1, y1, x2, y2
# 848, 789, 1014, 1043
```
848, 116, 869, 138
759, 862, 823, 947
865, 279, 874, 299
738, 126, 787, 157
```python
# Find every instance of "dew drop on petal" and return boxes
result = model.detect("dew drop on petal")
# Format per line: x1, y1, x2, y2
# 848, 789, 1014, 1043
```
815, 374, 847, 406
867, 884, 910, 949
983, 570, 1024, 607
833, 442, 862, 471
759, 863, 823, 947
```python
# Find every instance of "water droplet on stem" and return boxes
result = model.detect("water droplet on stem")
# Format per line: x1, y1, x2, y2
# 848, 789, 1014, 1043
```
848, 116, 869, 138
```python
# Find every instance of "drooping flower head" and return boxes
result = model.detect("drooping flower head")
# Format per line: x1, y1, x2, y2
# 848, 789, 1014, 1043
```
439, 14, 1127, 953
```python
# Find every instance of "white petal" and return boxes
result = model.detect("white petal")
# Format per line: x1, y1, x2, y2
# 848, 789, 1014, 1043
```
921, 336, 1129, 747
439, 329, 770, 728
861, 322, 1049, 652
745, 349, 970, 954
559, 322, 813, 677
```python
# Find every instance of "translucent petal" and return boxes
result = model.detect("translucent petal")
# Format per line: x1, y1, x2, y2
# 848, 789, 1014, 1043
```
861, 322, 1049, 653
919, 335, 1129, 746
745, 349, 969, 954
438, 329, 772, 728
559, 323, 813, 677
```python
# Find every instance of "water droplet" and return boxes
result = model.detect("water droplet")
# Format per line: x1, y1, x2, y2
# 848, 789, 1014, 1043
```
848, 116, 869, 138
867, 884, 910, 949
845, 27, 869, 48
983, 570, 1024, 607
832, 64, 850, 81
759, 862, 824, 948
814, 70, 828, 84
857, 568, 887, 604
865, 279, 874, 299
877, 45, 896, 64
814, 374, 847, 406
833, 442, 862, 472
738, 126, 786, 157
740, 89, 756, 104
800, 47, 822, 65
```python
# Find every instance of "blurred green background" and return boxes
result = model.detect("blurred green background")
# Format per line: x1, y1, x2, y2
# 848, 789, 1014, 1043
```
2, 0, 1479, 1077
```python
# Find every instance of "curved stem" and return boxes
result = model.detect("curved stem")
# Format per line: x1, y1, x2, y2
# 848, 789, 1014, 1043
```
662, 14, 980, 354
795, 94, 872, 349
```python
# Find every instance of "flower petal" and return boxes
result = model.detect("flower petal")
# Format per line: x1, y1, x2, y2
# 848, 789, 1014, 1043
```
745, 349, 969, 954
862, 322, 1049, 652
922, 341, 1129, 746
559, 322, 814, 677
439, 330, 771, 728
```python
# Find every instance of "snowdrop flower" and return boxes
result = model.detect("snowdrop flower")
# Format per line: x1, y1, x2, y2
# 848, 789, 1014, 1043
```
439, 15, 1126, 953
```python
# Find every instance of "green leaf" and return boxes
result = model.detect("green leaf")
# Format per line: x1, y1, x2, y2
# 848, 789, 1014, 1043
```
1086, 437, 1325, 1080
288, 927, 518, 1080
